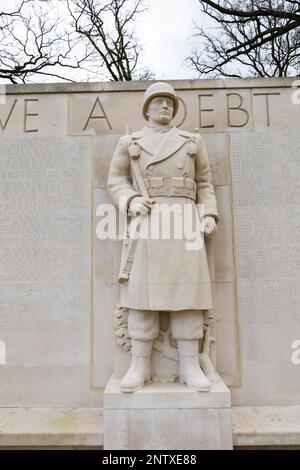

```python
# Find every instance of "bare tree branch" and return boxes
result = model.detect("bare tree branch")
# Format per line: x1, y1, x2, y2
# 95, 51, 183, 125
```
0, 0, 91, 83
66, 0, 153, 81
187, 0, 300, 77
200, 0, 300, 22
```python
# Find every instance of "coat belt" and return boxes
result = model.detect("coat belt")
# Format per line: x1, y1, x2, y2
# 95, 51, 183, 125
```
144, 176, 197, 201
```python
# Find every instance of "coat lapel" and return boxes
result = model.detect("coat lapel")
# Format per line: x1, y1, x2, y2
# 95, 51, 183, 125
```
135, 127, 186, 168
134, 127, 158, 156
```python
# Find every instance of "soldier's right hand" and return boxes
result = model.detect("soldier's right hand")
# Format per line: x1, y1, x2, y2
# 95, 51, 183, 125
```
128, 196, 153, 216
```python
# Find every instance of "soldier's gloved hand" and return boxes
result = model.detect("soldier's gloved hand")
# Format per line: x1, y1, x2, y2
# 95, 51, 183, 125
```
204, 216, 217, 237
128, 196, 153, 216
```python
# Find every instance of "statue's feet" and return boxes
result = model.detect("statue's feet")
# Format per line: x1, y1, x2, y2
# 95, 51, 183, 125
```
120, 358, 151, 393
120, 339, 152, 393
177, 339, 211, 392
179, 358, 211, 391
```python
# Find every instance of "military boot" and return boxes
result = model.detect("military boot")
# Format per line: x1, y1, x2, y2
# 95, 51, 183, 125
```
120, 339, 152, 393
177, 339, 211, 391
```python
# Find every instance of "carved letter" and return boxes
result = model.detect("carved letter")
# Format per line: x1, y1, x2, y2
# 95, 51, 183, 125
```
291, 340, 300, 366
24, 99, 39, 132
83, 97, 112, 131
253, 92, 281, 126
0, 99, 17, 130
198, 94, 215, 128
0, 340, 6, 365
227, 93, 250, 127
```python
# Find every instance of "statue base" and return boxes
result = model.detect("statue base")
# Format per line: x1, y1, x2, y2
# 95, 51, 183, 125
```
103, 375, 233, 450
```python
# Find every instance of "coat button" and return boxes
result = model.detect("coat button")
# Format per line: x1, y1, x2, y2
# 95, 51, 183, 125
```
149, 165, 154, 171
177, 162, 183, 169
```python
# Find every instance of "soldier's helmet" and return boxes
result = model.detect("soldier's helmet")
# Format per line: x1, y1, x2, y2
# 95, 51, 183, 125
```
142, 82, 179, 120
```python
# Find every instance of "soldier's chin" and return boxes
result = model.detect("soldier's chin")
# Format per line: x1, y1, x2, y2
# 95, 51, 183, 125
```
159, 115, 172, 124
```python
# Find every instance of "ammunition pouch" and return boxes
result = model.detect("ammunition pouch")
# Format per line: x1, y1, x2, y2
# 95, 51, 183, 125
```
144, 176, 197, 201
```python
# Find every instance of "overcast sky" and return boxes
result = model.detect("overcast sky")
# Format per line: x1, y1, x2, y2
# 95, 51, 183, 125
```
137, 0, 203, 79
0, 0, 207, 83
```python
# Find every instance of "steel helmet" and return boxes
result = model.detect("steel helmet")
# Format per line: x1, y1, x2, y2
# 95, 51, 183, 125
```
142, 82, 179, 120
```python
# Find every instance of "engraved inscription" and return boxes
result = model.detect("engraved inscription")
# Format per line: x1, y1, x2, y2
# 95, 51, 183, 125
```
253, 92, 281, 126
230, 129, 300, 402
199, 94, 215, 128
231, 129, 300, 320
198, 91, 252, 131
24, 99, 39, 133
0, 98, 40, 133
227, 93, 250, 128
83, 97, 112, 131
0, 137, 91, 333
0, 99, 17, 130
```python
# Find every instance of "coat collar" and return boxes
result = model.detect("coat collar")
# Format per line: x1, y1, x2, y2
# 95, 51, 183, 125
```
133, 126, 187, 167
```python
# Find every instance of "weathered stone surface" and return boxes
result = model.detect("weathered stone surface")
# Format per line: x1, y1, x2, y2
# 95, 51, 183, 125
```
1, 404, 300, 448
0, 365, 100, 407
1, 78, 299, 447
0, 95, 68, 137
230, 129, 300, 406
0, 136, 99, 406
233, 405, 300, 447
203, 133, 230, 186
104, 378, 232, 450
0, 408, 103, 447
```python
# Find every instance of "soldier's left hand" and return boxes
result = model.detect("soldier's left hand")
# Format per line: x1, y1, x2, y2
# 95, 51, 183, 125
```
204, 216, 217, 237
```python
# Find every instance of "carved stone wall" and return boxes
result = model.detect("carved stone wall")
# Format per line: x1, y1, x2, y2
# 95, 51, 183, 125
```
0, 78, 299, 410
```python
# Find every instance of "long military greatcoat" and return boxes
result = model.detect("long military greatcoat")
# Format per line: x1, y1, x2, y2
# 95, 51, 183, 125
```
107, 125, 219, 311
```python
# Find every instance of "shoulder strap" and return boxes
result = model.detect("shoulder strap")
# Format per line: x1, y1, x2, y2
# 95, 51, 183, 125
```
183, 137, 197, 177
128, 138, 149, 198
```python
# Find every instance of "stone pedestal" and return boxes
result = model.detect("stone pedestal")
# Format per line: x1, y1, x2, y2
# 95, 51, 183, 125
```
103, 376, 233, 450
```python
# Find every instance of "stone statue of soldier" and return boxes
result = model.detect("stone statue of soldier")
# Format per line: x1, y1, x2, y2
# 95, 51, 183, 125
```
107, 82, 218, 393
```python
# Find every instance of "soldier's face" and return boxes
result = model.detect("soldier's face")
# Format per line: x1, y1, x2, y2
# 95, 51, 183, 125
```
146, 96, 174, 124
